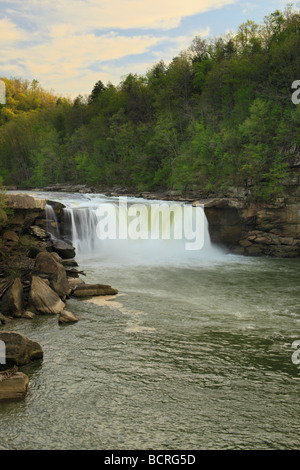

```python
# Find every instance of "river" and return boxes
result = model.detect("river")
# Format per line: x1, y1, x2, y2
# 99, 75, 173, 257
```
0, 191, 299, 450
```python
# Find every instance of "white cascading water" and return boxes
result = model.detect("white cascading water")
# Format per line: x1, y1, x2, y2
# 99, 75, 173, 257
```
59, 195, 224, 267
45, 203, 61, 239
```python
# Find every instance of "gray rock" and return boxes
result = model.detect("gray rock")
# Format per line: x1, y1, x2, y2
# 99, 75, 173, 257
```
51, 240, 76, 259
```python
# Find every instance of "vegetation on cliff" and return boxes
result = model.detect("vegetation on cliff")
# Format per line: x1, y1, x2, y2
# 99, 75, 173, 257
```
0, 5, 300, 201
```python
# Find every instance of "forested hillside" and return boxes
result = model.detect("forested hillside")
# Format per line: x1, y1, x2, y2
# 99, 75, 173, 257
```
1, 5, 300, 201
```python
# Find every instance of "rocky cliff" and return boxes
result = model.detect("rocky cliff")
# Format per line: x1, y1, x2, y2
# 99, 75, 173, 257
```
203, 197, 300, 257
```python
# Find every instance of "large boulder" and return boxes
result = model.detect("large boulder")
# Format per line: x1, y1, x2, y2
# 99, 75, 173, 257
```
51, 240, 76, 259
28, 276, 65, 315
34, 252, 69, 298
0, 278, 23, 317
0, 331, 43, 366
0, 372, 29, 401
72, 283, 118, 297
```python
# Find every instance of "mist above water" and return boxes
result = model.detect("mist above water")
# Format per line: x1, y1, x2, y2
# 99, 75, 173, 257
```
59, 194, 225, 267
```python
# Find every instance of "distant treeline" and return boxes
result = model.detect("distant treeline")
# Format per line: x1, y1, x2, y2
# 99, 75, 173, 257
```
1, 5, 300, 201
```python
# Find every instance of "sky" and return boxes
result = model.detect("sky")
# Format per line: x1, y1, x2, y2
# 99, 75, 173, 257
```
0, 0, 294, 99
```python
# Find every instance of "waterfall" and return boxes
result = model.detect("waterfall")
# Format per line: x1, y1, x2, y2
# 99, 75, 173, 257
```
61, 195, 223, 266
45, 203, 61, 239
63, 207, 98, 254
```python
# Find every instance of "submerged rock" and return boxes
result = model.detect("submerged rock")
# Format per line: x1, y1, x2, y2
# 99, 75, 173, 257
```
72, 283, 118, 297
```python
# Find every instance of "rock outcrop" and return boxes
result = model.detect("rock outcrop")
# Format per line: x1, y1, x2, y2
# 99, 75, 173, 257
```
6, 193, 46, 230
203, 197, 300, 257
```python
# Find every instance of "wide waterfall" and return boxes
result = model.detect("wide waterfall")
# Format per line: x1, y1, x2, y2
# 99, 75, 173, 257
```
59, 194, 224, 266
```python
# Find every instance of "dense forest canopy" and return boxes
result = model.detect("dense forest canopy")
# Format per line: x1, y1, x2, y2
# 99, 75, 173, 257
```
0, 5, 300, 201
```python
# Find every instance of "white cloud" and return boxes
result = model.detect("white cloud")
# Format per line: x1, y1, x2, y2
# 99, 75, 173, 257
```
1, 30, 165, 92
0, 0, 238, 96
0, 18, 28, 44
5, 0, 238, 31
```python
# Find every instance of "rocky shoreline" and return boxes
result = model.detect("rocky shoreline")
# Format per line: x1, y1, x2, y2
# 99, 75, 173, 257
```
0, 192, 118, 401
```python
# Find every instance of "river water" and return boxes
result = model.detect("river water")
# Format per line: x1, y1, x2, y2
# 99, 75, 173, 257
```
0, 192, 300, 450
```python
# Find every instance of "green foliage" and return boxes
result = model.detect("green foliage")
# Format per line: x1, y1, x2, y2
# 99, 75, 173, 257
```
0, 5, 299, 201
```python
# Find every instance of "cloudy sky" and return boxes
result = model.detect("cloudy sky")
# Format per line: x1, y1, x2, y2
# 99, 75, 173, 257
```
0, 0, 291, 99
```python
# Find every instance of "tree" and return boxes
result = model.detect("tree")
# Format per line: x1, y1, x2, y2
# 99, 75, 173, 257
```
88, 80, 105, 104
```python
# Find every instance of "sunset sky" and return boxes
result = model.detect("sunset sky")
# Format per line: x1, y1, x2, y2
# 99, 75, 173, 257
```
0, 0, 291, 99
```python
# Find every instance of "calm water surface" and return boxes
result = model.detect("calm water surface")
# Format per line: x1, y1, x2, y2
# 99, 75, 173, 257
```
0, 193, 299, 450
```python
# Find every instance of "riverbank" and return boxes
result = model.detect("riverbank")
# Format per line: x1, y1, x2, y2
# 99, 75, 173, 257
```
0, 192, 118, 401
